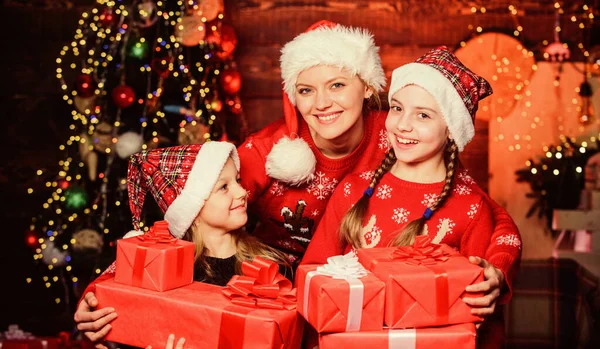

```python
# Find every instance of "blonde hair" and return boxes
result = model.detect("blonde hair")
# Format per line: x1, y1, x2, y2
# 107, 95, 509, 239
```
340, 140, 459, 249
183, 224, 290, 280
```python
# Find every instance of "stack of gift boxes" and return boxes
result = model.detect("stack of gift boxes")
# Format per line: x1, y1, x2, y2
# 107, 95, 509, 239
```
94, 221, 304, 349
297, 236, 483, 348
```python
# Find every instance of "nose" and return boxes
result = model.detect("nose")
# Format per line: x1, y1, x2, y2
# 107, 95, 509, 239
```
233, 182, 248, 200
394, 113, 413, 132
315, 90, 332, 110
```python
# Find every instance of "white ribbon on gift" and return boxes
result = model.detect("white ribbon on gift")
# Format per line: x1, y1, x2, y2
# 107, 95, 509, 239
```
303, 252, 368, 332
388, 329, 417, 348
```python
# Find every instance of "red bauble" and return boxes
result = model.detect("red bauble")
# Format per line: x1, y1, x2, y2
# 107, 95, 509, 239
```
220, 68, 242, 95
112, 85, 136, 109
25, 231, 40, 249
75, 74, 96, 98
206, 23, 237, 60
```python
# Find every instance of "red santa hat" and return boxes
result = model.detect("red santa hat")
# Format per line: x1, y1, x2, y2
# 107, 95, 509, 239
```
126, 142, 240, 239
265, 20, 386, 185
387, 46, 493, 152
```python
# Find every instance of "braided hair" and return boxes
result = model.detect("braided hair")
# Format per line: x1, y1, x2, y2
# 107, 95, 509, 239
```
389, 140, 459, 246
340, 148, 397, 249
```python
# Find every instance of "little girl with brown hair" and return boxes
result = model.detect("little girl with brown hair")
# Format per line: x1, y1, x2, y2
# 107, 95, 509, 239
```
303, 46, 522, 348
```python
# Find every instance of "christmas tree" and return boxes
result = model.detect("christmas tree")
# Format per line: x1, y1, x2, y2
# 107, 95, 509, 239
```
25, 0, 247, 311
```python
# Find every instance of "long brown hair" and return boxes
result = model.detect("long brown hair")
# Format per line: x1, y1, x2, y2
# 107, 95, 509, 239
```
183, 225, 290, 279
340, 140, 459, 249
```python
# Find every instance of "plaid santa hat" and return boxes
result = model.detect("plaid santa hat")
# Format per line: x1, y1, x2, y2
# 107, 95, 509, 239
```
388, 46, 493, 152
266, 20, 386, 185
126, 142, 240, 239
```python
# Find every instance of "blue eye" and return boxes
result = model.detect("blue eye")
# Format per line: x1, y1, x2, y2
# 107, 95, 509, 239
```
331, 82, 345, 89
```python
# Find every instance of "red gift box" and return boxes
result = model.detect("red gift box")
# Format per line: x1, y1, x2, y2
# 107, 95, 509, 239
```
357, 236, 484, 329
319, 323, 476, 349
114, 221, 194, 292
95, 278, 303, 349
296, 261, 385, 333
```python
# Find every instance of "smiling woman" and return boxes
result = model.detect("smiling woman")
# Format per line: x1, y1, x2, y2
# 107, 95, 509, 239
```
294, 66, 373, 158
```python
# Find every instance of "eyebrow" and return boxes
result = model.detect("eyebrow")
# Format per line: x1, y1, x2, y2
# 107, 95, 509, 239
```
296, 76, 349, 88
390, 98, 436, 113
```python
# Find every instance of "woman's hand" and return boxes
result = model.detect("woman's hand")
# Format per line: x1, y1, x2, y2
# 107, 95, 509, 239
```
462, 256, 505, 328
74, 292, 117, 348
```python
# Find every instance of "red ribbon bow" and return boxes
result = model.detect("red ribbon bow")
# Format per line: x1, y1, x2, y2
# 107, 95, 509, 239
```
223, 256, 297, 310
136, 221, 176, 243
390, 235, 453, 266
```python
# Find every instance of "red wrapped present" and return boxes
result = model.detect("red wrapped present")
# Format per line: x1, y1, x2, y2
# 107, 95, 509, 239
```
114, 220, 194, 292
296, 254, 385, 333
357, 236, 484, 329
319, 323, 476, 349
96, 258, 303, 349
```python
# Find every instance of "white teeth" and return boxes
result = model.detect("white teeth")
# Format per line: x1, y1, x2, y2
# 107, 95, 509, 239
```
317, 112, 341, 121
397, 137, 418, 144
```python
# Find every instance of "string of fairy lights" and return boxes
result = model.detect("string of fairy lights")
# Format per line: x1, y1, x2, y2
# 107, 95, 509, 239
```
24, 0, 245, 305
461, 2, 598, 176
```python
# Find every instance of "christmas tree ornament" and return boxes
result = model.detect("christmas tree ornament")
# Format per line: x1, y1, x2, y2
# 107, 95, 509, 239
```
58, 179, 70, 190
112, 85, 136, 109
41, 240, 68, 267
132, 0, 159, 28
75, 74, 96, 98
220, 68, 241, 94
175, 16, 206, 47
115, 131, 144, 159
86, 151, 98, 181
206, 23, 237, 60
92, 121, 113, 153
72, 228, 104, 254
25, 230, 40, 249
128, 39, 150, 59
64, 186, 89, 211
73, 96, 96, 114
194, 0, 224, 22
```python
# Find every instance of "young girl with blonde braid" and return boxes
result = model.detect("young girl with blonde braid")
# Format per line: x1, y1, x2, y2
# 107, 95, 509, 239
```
302, 46, 522, 348
73, 142, 289, 349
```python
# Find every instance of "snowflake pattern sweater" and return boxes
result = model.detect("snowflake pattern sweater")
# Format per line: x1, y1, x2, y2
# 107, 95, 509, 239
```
302, 170, 522, 303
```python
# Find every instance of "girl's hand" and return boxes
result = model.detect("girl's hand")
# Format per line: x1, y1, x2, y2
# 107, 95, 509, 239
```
74, 292, 117, 348
462, 256, 505, 328
146, 334, 186, 349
